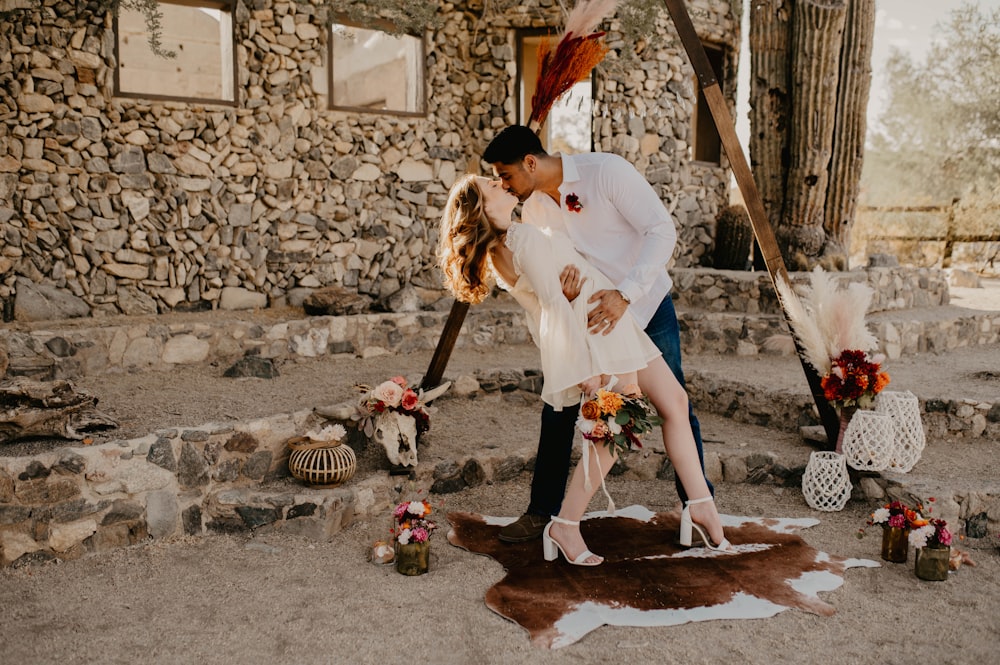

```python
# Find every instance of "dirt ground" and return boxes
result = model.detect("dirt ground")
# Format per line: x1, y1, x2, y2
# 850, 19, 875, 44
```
1, 281, 998, 664
0, 481, 997, 665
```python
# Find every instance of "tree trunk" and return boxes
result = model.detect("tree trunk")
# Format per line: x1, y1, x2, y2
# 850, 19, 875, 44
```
823, 0, 876, 268
779, 0, 847, 269
748, 0, 793, 230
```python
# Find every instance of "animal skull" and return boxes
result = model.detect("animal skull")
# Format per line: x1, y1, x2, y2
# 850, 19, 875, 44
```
373, 410, 418, 467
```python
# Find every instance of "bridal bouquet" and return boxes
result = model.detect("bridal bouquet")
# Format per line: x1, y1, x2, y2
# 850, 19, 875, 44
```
354, 376, 431, 437
576, 385, 663, 458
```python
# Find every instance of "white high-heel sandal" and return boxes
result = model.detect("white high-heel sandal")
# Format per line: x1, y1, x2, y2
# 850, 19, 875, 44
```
679, 496, 736, 553
542, 516, 603, 566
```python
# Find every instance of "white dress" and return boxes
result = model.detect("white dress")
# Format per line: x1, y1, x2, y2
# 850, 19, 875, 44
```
497, 223, 661, 410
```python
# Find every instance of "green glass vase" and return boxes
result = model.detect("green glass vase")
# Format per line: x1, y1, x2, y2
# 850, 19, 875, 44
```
395, 540, 430, 576
914, 545, 950, 581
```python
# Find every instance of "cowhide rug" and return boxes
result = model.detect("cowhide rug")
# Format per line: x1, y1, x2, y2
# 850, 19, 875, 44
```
447, 505, 877, 649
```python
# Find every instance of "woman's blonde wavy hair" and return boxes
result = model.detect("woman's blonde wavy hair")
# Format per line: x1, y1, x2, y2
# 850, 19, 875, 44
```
437, 174, 503, 304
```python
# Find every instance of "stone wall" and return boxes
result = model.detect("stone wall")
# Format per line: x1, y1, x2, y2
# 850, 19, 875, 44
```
0, 0, 739, 321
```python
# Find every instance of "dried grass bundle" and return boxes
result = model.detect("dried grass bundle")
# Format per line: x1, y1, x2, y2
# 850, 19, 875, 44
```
528, 0, 618, 128
773, 267, 878, 374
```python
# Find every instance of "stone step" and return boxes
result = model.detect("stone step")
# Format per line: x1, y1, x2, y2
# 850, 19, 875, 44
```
2, 298, 998, 382
684, 349, 999, 442
669, 266, 950, 315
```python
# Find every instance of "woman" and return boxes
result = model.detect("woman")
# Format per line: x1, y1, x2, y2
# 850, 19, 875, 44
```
438, 174, 733, 565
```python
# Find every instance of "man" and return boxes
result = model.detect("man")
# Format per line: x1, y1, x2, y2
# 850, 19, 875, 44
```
482, 124, 713, 543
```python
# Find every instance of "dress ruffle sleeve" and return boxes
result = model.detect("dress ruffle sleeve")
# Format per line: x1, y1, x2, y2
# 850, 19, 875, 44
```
504, 224, 593, 409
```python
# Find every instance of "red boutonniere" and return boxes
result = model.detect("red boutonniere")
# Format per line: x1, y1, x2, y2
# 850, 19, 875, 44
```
565, 193, 583, 213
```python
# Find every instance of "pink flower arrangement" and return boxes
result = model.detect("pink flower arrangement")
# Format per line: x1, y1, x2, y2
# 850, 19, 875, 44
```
354, 375, 431, 436
392, 499, 436, 545
910, 518, 952, 549
867, 500, 923, 531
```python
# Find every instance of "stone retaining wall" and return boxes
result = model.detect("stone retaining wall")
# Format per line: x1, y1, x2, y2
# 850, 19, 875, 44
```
1, 381, 996, 568
0, 0, 738, 320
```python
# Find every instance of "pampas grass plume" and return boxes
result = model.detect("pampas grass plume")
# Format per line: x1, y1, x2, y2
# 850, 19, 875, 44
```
773, 267, 878, 374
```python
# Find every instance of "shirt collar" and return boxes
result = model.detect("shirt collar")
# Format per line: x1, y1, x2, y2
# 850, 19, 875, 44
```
558, 153, 581, 187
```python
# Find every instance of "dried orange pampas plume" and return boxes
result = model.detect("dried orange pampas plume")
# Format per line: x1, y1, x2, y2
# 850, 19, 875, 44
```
528, 0, 618, 129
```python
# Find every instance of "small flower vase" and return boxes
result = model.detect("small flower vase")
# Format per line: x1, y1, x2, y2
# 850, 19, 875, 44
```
880, 525, 909, 563
395, 540, 430, 576
914, 545, 950, 581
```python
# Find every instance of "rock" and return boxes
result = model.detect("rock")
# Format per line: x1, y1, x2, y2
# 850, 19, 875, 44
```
220, 286, 267, 311
452, 375, 480, 397
13, 277, 90, 322
947, 269, 982, 288
223, 356, 279, 379
302, 286, 372, 316
384, 285, 421, 313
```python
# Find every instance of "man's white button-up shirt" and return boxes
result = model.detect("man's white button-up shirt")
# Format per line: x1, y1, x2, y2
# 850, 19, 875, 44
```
522, 152, 677, 327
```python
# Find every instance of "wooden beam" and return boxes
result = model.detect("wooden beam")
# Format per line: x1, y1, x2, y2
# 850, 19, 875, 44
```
420, 300, 470, 391
662, 0, 841, 447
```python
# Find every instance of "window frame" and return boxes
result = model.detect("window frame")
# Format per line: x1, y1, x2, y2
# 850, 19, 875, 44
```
327, 15, 428, 118
112, 0, 238, 107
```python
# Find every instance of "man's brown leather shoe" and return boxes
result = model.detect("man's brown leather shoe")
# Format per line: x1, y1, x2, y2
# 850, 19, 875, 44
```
498, 513, 549, 543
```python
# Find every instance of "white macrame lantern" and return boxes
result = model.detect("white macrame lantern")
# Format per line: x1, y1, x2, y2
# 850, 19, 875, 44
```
802, 451, 852, 512
841, 410, 895, 472
876, 390, 926, 473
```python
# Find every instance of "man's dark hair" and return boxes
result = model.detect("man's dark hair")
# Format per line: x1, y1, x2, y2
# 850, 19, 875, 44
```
483, 125, 547, 165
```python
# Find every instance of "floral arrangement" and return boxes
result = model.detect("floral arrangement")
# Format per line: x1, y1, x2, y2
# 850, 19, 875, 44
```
821, 349, 891, 409
866, 500, 923, 531
910, 517, 952, 549
354, 375, 430, 437
576, 385, 663, 458
565, 193, 583, 213
392, 499, 436, 545
774, 268, 893, 412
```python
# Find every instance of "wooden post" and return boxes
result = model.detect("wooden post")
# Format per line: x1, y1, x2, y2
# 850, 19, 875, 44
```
661, 0, 841, 446
419, 300, 470, 391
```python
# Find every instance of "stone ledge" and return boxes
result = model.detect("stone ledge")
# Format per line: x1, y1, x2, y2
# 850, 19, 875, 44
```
2, 390, 996, 568
3, 301, 997, 382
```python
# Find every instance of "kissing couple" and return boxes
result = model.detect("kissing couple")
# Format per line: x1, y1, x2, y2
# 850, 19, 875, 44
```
437, 125, 735, 565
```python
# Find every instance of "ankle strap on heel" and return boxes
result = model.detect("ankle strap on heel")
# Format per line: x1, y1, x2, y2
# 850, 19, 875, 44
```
549, 515, 580, 526
685, 496, 714, 507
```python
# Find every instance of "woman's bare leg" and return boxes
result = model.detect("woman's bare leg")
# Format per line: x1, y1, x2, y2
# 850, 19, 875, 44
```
549, 371, 636, 563
638, 357, 727, 546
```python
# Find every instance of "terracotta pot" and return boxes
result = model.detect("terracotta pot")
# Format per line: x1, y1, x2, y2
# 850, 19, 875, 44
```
914, 545, 950, 581
395, 540, 430, 576
880, 525, 909, 563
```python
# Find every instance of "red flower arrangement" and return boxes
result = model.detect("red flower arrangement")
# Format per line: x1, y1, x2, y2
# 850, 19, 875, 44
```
820, 349, 891, 409
565, 193, 583, 213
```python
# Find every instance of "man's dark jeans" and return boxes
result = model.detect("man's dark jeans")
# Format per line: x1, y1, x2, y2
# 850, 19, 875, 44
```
526, 296, 713, 517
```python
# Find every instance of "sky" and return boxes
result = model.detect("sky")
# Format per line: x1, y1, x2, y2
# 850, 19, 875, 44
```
734, 0, 1000, 150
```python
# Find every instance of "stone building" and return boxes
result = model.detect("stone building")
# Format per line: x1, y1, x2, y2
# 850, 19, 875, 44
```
0, 0, 741, 321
